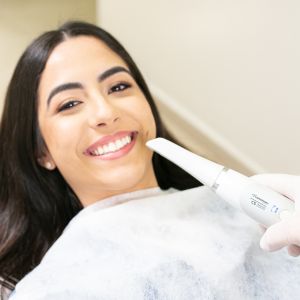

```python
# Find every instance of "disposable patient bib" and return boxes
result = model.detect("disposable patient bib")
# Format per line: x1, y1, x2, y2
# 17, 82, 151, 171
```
10, 186, 300, 300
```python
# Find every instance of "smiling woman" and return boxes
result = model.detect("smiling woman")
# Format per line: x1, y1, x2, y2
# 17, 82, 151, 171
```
0, 21, 200, 298
37, 35, 159, 205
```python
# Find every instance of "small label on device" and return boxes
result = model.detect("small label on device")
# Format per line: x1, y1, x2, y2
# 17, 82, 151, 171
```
239, 183, 294, 227
249, 193, 269, 211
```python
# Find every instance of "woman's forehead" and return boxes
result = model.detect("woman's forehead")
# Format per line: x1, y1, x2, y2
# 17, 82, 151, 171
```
45, 36, 125, 70
38, 36, 128, 100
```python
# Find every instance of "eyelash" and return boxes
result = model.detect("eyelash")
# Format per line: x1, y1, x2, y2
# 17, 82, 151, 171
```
58, 100, 81, 112
57, 82, 131, 112
108, 82, 131, 94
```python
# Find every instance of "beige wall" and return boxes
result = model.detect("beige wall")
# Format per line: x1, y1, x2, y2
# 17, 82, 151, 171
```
97, 0, 300, 174
0, 0, 96, 112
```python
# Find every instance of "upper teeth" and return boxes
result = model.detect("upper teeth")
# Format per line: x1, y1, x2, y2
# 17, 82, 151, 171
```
91, 135, 132, 156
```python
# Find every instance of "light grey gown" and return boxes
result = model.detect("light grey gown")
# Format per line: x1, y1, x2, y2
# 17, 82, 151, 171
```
9, 186, 300, 300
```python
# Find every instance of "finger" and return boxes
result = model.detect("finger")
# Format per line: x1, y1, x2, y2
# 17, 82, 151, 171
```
260, 216, 300, 252
287, 245, 300, 257
260, 220, 291, 251
251, 174, 300, 203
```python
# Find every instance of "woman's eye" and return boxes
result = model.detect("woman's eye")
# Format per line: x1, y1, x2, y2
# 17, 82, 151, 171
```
58, 100, 81, 112
108, 82, 131, 94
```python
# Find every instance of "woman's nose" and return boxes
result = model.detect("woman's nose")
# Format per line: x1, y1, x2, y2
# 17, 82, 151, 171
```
88, 95, 120, 129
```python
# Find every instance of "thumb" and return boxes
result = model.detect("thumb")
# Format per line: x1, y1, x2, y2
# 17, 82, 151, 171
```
260, 216, 300, 252
260, 220, 290, 251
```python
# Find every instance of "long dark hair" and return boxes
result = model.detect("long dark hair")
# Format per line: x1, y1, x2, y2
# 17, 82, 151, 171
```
0, 21, 201, 295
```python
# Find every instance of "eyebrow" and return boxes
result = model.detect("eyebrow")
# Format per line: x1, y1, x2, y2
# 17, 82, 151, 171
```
47, 66, 131, 106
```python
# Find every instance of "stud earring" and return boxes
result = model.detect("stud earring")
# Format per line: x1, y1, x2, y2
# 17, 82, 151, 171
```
45, 162, 54, 170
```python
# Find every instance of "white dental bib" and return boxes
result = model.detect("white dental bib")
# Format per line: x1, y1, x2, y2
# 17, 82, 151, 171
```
10, 186, 300, 299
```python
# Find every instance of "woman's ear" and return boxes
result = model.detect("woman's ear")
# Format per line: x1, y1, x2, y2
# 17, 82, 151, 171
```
37, 152, 56, 171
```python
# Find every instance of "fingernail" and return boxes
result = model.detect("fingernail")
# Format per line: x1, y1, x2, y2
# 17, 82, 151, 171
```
260, 237, 271, 251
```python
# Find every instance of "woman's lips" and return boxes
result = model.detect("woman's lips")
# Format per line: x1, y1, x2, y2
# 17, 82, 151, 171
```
84, 131, 138, 160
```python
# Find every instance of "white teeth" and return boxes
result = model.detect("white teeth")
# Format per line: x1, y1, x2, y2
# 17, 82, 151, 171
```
103, 145, 109, 153
90, 134, 133, 156
97, 147, 104, 155
116, 140, 123, 148
108, 142, 116, 152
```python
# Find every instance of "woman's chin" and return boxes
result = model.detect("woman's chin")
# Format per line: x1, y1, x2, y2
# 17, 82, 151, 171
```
96, 165, 156, 194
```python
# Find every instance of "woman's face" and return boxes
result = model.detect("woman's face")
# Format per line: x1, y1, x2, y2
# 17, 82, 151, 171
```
38, 36, 157, 206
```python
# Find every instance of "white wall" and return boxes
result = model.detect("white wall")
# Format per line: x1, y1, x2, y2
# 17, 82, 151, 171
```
97, 0, 300, 174
0, 0, 96, 112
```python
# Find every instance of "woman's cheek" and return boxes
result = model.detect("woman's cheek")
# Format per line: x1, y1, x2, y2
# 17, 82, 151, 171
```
45, 118, 76, 151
